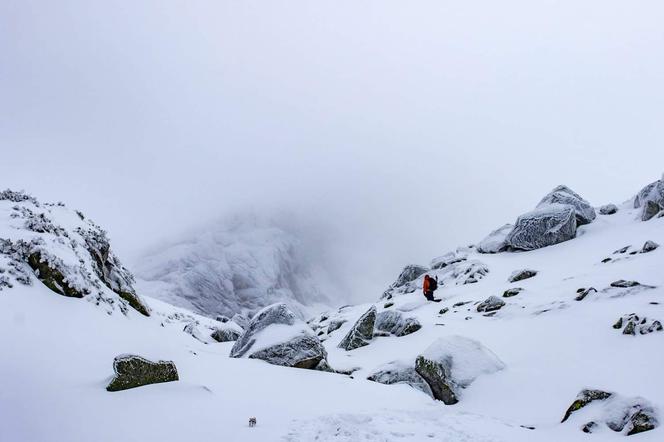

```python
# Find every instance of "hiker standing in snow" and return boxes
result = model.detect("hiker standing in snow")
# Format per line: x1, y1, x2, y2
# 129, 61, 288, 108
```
423, 274, 439, 301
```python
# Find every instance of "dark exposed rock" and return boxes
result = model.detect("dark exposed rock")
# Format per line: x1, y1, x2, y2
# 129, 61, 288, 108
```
249, 335, 327, 369
561, 389, 613, 422
215, 315, 230, 323
477, 296, 505, 313
582, 421, 599, 433
503, 287, 523, 298
506, 204, 577, 251
641, 241, 659, 253
438, 307, 449, 315
599, 204, 618, 215
627, 410, 658, 435
106, 354, 178, 392
327, 319, 346, 334
27, 251, 86, 298
508, 269, 538, 282
575, 287, 597, 301
611, 280, 641, 288
634, 179, 664, 208
338, 306, 376, 350
537, 185, 596, 225
613, 314, 662, 336
393, 265, 429, 287
383, 302, 394, 308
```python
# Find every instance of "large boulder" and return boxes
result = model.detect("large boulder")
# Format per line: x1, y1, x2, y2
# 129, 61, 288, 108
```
106, 354, 178, 392
508, 269, 538, 282
414, 336, 505, 405
537, 185, 596, 225
338, 306, 376, 351
477, 224, 514, 254
374, 310, 422, 337
599, 203, 619, 215
393, 264, 429, 288
505, 204, 577, 251
367, 360, 432, 397
229, 303, 327, 369
642, 200, 661, 221
634, 178, 664, 208
476, 296, 505, 313
211, 325, 242, 342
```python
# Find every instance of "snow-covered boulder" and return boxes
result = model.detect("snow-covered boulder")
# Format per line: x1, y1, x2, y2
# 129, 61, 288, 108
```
508, 269, 538, 282
634, 178, 664, 209
477, 224, 513, 254
537, 185, 596, 225
430, 251, 467, 270
106, 355, 179, 392
374, 310, 421, 337
599, 204, 618, 215
476, 296, 505, 313
642, 240, 659, 253
505, 204, 577, 251
641, 200, 661, 221
561, 389, 658, 436
393, 264, 429, 288
211, 322, 243, 342
0, 190, 150, 316
229, 303, 327, 369
415, 336, 505, 405
367, 360, 432, 397
338, 306, 376, 351
231, 313, 250, 330
613, 314, 662, 336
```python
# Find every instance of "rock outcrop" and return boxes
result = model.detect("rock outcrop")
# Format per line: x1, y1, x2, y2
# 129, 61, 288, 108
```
508, 269, 538, 282
476, 296, 505, 313
613, 314, 662, 336
338, 306, 377, 350
599, 204, 618, 215
505, 204, 577, 251
414, 336, 505, 405
230, 303, 327, 369
106, 354, 178, 392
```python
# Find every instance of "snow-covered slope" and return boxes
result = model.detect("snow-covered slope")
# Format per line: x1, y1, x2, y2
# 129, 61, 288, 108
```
1, 182, 663, 441
135, 216, 331, 318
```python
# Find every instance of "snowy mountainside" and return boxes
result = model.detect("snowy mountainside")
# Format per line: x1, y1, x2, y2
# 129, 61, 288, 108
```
1, 180, 664, 442
135, 216, 332, 318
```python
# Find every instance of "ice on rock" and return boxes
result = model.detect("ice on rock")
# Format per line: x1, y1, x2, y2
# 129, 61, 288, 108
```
415, 336, 505, 404
367, 360, 433, 397
477, 223, 513, 254
506, 203, 577, 251
599, 203, 619, 215
537, 185, 596, 225
374, 310, 422, 337
338, 306, 376, 350
229, 303, 327, 369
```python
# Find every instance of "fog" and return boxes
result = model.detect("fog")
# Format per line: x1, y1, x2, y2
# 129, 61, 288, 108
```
2, 1, 664, 302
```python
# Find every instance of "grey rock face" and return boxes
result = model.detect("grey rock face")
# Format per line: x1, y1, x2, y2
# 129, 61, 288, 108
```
477, 296, 505, 313
248, 334, 327, 369
575, 287, 597, 301
374, 310, 422, 337
506, 204, 577, 251
642, 200, 661, 221
106, 355, 178, 392
231, 313, 250, 330
477, 224, 514, 254
642, 240, 659, 253
610, 280, 641, 288
414, 336, 505, 405
508, 269, 538, 282
211, 327, 241, 342
599, 204, 618, 215
327, 319, 346, 334
338, 306, 377, 350
367, 361, 433, 397
229, 303, 327, 369
537, 185, 596, 225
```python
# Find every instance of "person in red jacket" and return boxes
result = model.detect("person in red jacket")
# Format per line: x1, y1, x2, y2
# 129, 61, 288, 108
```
423, 275, 439, 301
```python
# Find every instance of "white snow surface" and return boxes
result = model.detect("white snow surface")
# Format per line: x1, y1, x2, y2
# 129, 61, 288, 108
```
1, 195, 664, 441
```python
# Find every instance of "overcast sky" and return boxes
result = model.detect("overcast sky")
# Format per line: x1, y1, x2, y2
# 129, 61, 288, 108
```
2, 1, 664, 301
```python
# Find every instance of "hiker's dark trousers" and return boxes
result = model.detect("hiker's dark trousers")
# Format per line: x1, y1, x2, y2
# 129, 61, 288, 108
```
424, 291, 435, 301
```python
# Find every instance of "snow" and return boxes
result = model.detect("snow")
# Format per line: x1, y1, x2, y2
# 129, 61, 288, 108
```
1, 192, 664, 441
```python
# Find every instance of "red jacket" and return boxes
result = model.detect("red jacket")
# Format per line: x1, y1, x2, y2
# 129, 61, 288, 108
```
423, 276, 430, 293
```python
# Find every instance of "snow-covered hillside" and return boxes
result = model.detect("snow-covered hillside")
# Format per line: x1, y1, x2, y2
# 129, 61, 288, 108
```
1, 180, 663, 441
135, 215, 331, 318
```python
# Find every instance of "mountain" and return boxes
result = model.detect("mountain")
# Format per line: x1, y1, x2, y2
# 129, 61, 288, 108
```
134, 215, 332, 318
1, 180, 663, 441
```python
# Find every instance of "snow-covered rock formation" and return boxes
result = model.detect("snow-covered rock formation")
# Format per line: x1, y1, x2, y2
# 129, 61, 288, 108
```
135, 216, 331, 318
0, 189, 150, 316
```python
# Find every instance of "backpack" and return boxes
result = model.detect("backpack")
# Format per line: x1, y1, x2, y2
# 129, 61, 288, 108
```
429, 277, 438, 291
